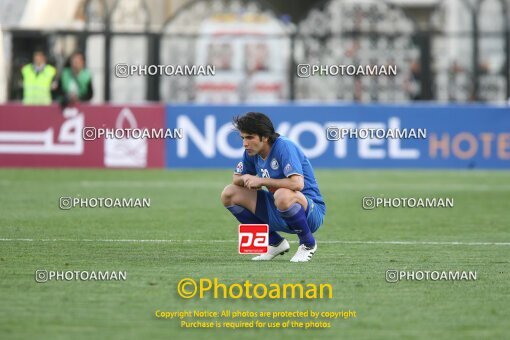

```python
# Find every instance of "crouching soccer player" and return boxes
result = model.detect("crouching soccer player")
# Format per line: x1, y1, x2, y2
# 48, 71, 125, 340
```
220, 112, 326, 262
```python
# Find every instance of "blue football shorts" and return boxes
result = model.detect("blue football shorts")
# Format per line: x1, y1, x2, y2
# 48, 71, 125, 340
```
255, 190, 325, 234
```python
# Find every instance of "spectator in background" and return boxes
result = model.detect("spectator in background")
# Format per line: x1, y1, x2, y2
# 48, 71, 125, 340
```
406, 60, 422, 100
21, 49, 57, 105
58, 51, 93, 106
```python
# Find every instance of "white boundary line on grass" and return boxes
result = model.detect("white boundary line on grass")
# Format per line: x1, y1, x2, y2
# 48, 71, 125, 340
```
0, 238, 509, 246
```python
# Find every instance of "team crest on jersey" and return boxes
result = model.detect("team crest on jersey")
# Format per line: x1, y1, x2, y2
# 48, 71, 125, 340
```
270, 158, 279, 170
284, 163, 292, 174
236, 161, 243, 173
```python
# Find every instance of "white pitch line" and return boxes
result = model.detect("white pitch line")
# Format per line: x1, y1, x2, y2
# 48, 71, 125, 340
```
0, 238, 509, 246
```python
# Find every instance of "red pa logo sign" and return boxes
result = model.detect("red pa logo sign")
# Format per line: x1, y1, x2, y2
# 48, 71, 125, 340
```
238, 224, 268, 254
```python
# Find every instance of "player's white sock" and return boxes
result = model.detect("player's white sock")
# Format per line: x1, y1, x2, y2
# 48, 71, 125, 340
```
290, 243, 317, 262
252, 239, 290, 261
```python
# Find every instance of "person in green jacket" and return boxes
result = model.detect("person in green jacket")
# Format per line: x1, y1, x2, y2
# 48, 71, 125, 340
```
21, 50, 57, 105
58, 51, 94, 106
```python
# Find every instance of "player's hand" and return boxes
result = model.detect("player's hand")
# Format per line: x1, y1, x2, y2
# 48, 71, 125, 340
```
242, 175, 263, 190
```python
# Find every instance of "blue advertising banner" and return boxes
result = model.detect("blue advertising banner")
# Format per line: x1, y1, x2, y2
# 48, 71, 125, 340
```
166, 104, 510, 169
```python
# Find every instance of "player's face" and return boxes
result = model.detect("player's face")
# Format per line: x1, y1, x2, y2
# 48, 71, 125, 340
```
240, 132, 268, 157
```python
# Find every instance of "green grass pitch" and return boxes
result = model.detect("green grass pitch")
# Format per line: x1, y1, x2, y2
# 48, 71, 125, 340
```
0, 168, 509, 339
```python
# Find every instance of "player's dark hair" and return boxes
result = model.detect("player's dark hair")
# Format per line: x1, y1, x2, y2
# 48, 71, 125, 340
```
233, 112, 280, 145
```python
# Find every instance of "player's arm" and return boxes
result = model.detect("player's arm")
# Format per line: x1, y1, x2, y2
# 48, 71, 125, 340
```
233, 174, 263, 189
262, 175, 304, 191
243, 174, 304, 191
232, 152, 256, 187
232, 174, 245, 187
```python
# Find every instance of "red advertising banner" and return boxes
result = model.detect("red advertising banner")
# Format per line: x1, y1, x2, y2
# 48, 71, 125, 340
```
0, 104, 165, 168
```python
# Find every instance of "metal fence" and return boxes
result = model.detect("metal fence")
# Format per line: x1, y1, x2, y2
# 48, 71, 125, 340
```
4, 0, 510, 103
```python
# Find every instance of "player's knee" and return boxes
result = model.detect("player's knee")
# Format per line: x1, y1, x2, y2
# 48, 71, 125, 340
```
221, 184, 238, 206
274, 188, 296, 210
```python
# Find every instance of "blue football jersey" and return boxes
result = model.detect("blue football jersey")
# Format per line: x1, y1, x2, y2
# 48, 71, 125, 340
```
234, 136, 325, 208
